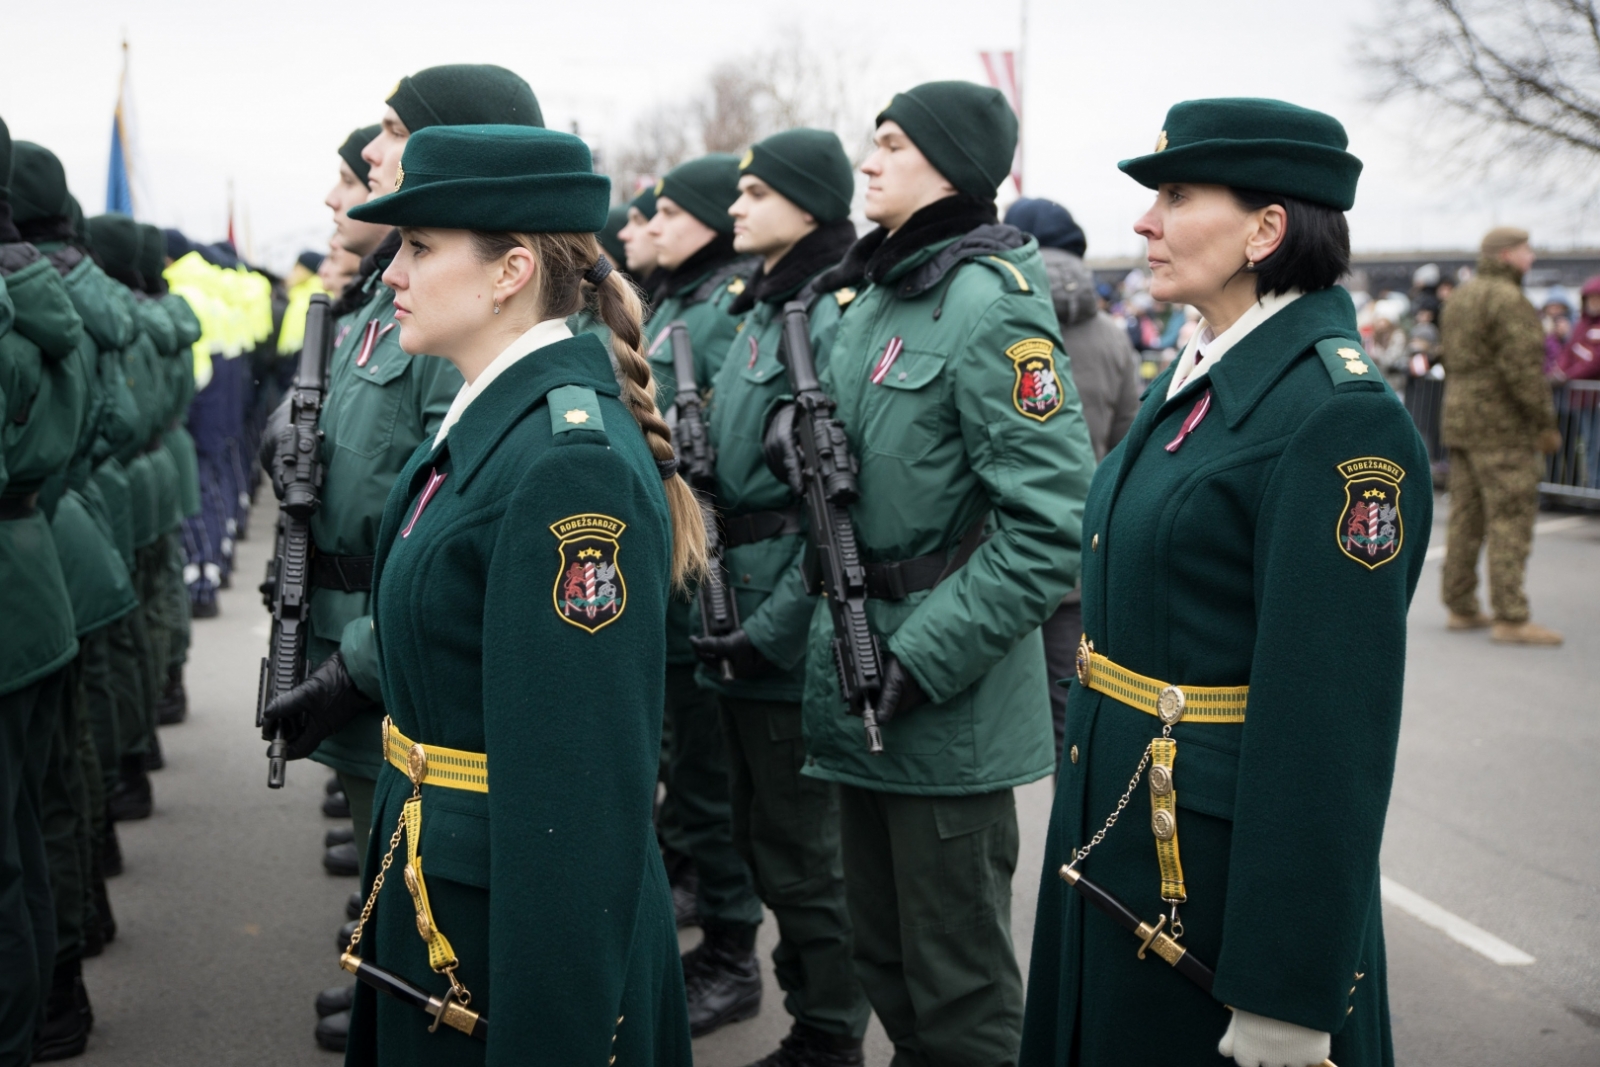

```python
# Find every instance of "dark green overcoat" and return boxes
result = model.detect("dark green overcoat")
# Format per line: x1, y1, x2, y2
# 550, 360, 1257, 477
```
345, 333, 691, 1067
1020, 287, 1430, 1067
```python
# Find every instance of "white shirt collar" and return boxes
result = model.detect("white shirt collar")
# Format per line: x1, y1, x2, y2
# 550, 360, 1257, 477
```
434, 318, 573, 448
1165, 289, 1303, 400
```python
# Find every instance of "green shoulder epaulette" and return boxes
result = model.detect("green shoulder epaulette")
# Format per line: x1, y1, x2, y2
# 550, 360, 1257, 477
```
1314, 338, 1379, 385
547, 384, 606, 437
975, 254, 1033, 294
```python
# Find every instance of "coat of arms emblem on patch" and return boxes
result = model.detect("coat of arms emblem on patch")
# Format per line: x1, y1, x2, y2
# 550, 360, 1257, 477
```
1006, 338, 1064, 422
550, 513, 628, 632
1336, 457, 1405, 569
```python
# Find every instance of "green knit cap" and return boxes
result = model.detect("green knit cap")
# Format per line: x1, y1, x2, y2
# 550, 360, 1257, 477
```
0, 116, 12, 203
1118, 98, 1363, 211
387, 64, 543, 132
348, 125, 609, 233
876, 81, 1017, 200
599, 204, 628, 265
138, 223, 167, 281
86, 214, 142, 276
339, 125, 380, 186
656, 154, 740, 233
628, 185, 657, 219
739, 128, 853, 223
10, 142, 69, 224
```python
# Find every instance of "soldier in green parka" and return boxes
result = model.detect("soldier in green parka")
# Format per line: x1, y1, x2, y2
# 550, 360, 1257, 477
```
781, 82, 1095, 1065
262, 122, 700, 1067
0, 114, 90, 1067
639, 151, 765, 1032
683, 128, 870, 1065
1018, 99, 1431, 1067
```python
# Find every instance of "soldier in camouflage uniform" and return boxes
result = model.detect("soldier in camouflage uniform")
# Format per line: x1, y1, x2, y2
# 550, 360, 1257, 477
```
1439, 226, 1564, 646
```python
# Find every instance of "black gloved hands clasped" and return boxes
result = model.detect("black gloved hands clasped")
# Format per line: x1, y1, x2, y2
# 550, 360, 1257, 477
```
875, 655, 928, 726
689, 629, 774, 680
260, 651, 377, 761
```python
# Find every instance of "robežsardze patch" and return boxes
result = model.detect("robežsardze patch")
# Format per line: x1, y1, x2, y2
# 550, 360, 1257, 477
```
550, 512, 628, 632
1006, 338, 1064, 422
1335, 457, 1405, 569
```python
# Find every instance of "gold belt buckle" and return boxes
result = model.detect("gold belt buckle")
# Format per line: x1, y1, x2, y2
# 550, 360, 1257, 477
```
407, 744, 429, 787
1076, 634, 1094, 687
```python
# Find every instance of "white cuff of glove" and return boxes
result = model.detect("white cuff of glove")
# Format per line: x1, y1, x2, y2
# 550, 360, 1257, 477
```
1217, 1008, 1330, 1067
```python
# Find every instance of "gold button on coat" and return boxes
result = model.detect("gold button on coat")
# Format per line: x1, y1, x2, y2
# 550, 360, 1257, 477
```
1069, 745, 1079, 764
1091, 534, 1099, 551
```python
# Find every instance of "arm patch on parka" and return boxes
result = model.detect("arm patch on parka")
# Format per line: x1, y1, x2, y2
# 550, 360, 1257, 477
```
1006, 338, 1065, 421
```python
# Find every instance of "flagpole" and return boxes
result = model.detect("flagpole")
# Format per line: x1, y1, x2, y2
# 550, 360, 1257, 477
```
1017, 0, 1027, 195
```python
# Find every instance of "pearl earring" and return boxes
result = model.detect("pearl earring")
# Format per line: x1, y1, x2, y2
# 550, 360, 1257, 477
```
493, 303, 500, 315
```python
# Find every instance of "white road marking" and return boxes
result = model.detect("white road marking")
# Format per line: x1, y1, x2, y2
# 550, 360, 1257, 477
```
1380, 876, 1535, 965
1422, 515, 1594, 561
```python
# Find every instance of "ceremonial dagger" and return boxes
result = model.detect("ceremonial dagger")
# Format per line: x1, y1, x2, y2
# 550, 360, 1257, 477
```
339, 952, 488, 1041
1058, 866, 1338, 1067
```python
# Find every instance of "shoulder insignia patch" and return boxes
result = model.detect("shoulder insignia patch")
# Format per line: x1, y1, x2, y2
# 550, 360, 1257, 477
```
726, 277, 746, 296
547, 384, 605, 436
1006, 338, 1064, 422
1315, 338, 1378, 384
834, 287, 857, 307
550, 513, 628, 632
983, 255, 1032, 293
1336, 457, 1405, 569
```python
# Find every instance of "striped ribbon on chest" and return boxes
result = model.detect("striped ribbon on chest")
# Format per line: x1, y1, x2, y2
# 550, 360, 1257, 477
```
1164, 389, 1213, 453
355, 320, 395, 368
401, 468, 448, 539
869, 336, 904, 384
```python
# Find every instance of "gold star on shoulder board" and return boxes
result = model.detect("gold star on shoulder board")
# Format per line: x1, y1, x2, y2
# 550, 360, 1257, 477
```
563, 409, 590, 424
1345, 360, 1370, 375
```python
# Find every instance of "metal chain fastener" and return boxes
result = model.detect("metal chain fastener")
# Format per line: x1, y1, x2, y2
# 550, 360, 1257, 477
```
1065, 741, 1153, 871
345, 780, 420, 955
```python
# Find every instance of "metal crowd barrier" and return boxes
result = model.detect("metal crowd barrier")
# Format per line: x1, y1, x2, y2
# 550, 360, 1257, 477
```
1401, 377, 1600, 505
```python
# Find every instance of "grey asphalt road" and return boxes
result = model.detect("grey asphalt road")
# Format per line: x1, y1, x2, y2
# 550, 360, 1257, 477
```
76, 498, 1599, 1066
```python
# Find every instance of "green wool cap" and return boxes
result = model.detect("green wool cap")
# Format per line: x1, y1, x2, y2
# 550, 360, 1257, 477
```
86, 214, 142, 276
339, 125, 380, 187
739, 127, 853, 223
348, 124, 609, 234
387, 64, 543, 133
138, 223, 167, 279
656, 154, 741, 233
10, 142, 70, 224
66, 195, 85, 241
628, 185, 657, 220
877, 81, 1017, 200
1118, 98, 1363, 211
599, 204, 628, 265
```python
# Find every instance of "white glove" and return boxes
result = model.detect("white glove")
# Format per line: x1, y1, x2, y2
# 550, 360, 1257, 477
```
1217, 1008, 1330, 1067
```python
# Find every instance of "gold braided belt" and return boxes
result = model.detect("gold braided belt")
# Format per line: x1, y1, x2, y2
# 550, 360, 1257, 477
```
383, 718, 489, 793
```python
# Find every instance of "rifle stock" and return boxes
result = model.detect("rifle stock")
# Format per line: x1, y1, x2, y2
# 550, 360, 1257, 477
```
257, 293, 334, 788
779, 302, 884, 753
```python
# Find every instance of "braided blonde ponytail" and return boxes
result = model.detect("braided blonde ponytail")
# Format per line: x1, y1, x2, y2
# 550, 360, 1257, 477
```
470, 230, 708, 589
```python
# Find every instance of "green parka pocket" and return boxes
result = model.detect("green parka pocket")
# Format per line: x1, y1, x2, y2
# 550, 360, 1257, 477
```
862, 349, 950, 461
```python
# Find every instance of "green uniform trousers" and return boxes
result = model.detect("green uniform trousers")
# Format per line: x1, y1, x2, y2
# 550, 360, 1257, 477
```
1441, 447, 1542, 624
40, 655, 95, 965
720, 695, 870, 1038
79, 628, 121, 804
0, 670, 64, 1066
107, 607, 153, 760
161, 532, 190, 674
838, 785, 1023, 1067
664, 664, 760, 928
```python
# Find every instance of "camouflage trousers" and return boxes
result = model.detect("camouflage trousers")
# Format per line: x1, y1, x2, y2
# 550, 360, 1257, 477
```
1441, 447, 1542, 623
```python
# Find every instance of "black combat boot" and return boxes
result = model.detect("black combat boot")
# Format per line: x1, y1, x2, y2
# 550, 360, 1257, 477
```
346, 890, 363, 921
101, 814, 123, 877
683, 922, 762, 1037
92, 871, 117, 946
745, 1021, 866, 1067
325, 826, 355, 847
108, 756, 152, 821
315, 1008, 349, 1052
322, 791, 350, 819
336, 919, 358, 952
142, 732, 163, 771
664, 848, 699, 928
32, 956, 92, 1061
315, 982, 355, 1017
156, 665, 187, 725
323, 842, 359, 876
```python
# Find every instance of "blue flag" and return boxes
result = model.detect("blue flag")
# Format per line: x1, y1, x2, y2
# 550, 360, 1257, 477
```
106, 109, 133, 215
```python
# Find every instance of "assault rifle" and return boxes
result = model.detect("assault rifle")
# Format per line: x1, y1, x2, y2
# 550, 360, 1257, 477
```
778, 301, 884, 753
256, 293, 334, 788
667, 321, 740, 679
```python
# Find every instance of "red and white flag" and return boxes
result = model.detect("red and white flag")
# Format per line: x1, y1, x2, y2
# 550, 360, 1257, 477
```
978, 51, 1023, 194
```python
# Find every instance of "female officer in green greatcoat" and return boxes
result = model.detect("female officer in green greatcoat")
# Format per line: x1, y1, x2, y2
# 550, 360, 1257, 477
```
1019, 99, 1432, 1067
262, 123, 703, 1067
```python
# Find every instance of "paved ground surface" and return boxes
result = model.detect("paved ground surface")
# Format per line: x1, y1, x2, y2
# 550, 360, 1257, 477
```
75, 497, 1599, 1066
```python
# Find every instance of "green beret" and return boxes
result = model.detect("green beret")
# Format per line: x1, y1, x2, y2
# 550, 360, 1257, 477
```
628, 185, 657, 220
876, 81, 1017, 200
86, 214, 142, 276
387, 64, 543, 133
10, 142, 69, 224
1118, 98, 1363, 211
339, 125, 380, 186
0, 116, 12, 203
739, 128, 853, 223
598, 204, 628, 266
138, 223, 167, 280
656, 154, 740, 233
348, 125, 609, 234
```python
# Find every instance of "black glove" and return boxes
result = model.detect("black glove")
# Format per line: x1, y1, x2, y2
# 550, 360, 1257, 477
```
876, 655, 928, 726
761, 402, 804, 496
260, 651, 377, 761
689, 629, 774, 680
259, 395, 295, 501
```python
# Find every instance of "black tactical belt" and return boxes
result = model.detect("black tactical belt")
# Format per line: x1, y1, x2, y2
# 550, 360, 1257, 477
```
0, 493, 39, 521
863, 552, 949, 601
312, 554, 376, 593
723, 506, 802, 548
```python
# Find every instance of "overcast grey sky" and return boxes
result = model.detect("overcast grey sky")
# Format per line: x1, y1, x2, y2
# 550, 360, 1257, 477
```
4, 0, 1596, 273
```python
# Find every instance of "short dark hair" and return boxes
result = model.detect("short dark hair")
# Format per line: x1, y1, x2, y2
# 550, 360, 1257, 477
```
1228, 188, 1350, 297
